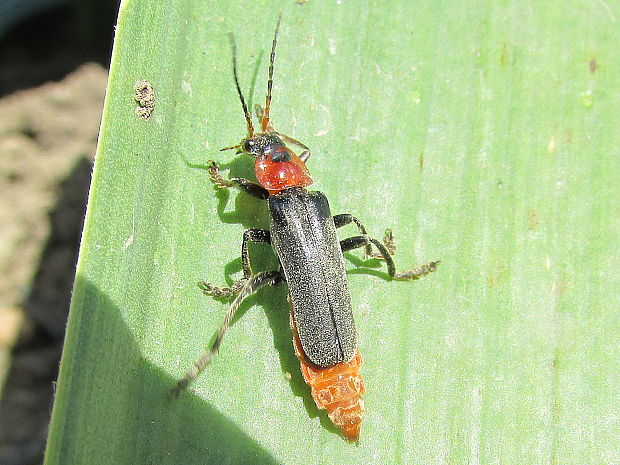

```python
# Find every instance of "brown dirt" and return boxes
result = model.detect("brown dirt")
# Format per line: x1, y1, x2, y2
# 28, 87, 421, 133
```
0, 8, 111, 464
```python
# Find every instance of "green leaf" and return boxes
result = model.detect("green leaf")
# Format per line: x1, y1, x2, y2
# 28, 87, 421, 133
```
45, 0, 619, 464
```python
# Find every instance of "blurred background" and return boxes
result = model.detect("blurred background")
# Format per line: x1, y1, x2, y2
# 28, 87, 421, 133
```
0, 1, 119, 463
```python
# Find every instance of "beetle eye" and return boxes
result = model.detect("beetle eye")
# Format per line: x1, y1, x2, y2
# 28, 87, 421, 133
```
243, 140, 253, 153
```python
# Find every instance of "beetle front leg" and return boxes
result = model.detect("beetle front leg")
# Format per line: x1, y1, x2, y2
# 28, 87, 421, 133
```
254, 104, 311, 162
207, 160, 269, 200
200, 228, 272, 299
278, 133, 311, 162
340, 235, 440, 280
171, 270, 283, 397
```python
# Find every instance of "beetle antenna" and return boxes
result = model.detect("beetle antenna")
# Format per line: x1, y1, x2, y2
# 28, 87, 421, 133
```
228, 33, 254, 138
262, 14, 282, 132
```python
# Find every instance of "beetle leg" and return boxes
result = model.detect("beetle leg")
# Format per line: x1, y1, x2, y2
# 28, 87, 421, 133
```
200, 229, 271, 299
379, 228, 396, 255
392, 260, 441, 280
340, 235, 396, 277
278, 133, 311, 162
240, 229, 271, 277
207, 160, 269, 200
333, 214, 373, 257
254, 104, 311, 162
333, 215, 395, 258
171, 270, 282, 397
340, 235, 440, 280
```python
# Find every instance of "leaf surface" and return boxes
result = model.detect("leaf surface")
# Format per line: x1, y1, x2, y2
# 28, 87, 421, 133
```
45, 1, 620, 464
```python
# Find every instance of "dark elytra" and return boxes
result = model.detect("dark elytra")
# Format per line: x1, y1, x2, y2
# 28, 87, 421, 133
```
269, 188, 356, 367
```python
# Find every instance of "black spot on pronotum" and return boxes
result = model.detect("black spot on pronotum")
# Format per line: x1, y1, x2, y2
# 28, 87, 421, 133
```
134, 80, 155, 120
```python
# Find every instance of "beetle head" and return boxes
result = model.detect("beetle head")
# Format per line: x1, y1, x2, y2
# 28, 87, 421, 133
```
242, 133, 287, 158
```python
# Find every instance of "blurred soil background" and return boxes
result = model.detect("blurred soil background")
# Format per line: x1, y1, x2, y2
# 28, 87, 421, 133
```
0, 1, 118, 463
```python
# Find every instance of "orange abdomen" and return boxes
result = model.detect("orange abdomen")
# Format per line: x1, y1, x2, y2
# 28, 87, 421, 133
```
292, 322, 365, 441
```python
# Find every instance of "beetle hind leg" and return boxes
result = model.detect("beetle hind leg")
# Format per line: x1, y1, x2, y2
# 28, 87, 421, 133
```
171, 269, 283, 397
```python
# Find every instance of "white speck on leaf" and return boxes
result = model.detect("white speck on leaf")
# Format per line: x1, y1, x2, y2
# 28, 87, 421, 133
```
123, 234, 134, 250
328, 37, 337, 55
